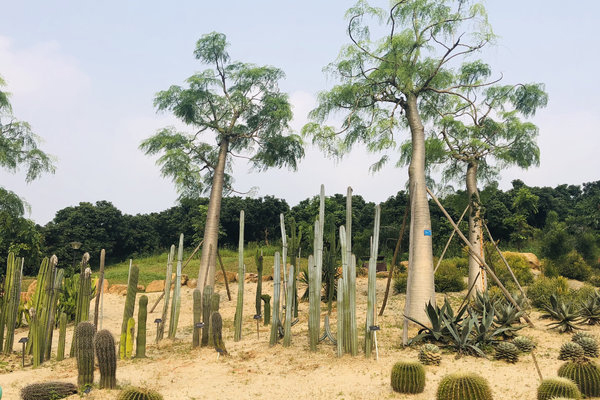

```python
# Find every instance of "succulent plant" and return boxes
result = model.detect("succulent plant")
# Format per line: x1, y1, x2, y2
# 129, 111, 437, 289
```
558, 361, 600, 397
192, 288, 202, 348
261, 294, 271, 326
574, 336, 598, 358
436, 373, 493, 400
136, 295, 148, 358
56, 312, 67, 361
494, 342, 519, 363
201, 285, 214, 347
125, 317, 135, 359
559, 342, 586, 361
94, 329, 117, 389
119, 265, 139, 359
212, 311, 227, 355
75, 321, 95, 388
21, 381, 77, 400
116, 386, 163, 400
390, 361, 425, 394
513, 336, 535, 353
537, 377, 581, 400
572, 331, 595, 343
418, 343, 441, 366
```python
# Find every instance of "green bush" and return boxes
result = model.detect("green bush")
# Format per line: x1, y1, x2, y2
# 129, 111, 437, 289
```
527, 276, 571, 308
434, 263, 466, 293
558, 251, 592, 281
393, 272, 408, 294
484, 244, 533, 291
588, 275, 600, 287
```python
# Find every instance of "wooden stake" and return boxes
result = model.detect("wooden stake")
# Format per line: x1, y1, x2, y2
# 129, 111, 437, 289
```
216, 250, 232, 301
433, 204, 469, 274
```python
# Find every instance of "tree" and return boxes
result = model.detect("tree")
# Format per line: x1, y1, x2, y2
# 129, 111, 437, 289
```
140, 33, 304, 290
302, 0, 494, 324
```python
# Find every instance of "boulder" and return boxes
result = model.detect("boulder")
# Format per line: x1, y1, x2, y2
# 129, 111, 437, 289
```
171, 273, 189, 286
95, 278, 109, 293
216, 271, 236, 283
262, 275, 273, 282
137, 284, 145, 292
246, 273, 258, 283
503, 251, 541, 270
107, 284, 128, 296
187, 278, 197, 288
145, 280, 165, 293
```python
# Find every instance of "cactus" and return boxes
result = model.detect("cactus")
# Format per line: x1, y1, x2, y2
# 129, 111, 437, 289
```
308, 253, 318, 350
168, 234, 184, 339
212, 311, 227, 355
70, 261, 91, 357
261, 294, 271, 326
30, 309, 42, 368
418, 343, 441, 366
255, 250, 263, 318
287, 217, 302, 318
575, 336, 598, 358
157, 245, 175, 342
345, 187, 358, 356
390, 361, 425, 394
3, 253, 23, 354
117, 387, 164, 400
572, 331, 595, 343
537, 377, 582, 400
559, 342, 585, 361
513, 335, 535, 353
436, 373, 493, 400
270, 252, 281, 346
39, 257, 57, 362
365, 205, 380, 357
192, 288, 202, 348
119, 265, 139, 359
234, 210, 245, 342
208, 293, 220, 347
94, 329, 117, 389
336, 277, 344, 358
125, 317, 135, 359
56, 312, 67, 361
75, 321, 95, 388
136, 295, 148, 358
201, 285, 214, 346
283, 265, 294, 347
24, 257, 49, 355
558, 361, 600, 397
495, 342, 519, 363
44, 267, 63, 361
20, 382, 77, 400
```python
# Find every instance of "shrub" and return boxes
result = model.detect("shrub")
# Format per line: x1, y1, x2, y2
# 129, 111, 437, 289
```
558, 251, 592, 281
484, 244, 534, 291
393, 272, 408, 294
435, 263, 466, 293
527, 276, 571, 308
588, 275, 600, 287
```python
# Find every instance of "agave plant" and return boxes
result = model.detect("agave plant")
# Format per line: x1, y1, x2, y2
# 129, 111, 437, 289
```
541, 294, 581, 333
406, 298, 468, 344
494, 302, 526, 338
579, 294, 600, 326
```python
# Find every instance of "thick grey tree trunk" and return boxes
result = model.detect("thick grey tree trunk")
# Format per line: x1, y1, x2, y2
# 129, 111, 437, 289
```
466, 160, 486, 296
403, 94, 435, 325
197, 139, 229, 290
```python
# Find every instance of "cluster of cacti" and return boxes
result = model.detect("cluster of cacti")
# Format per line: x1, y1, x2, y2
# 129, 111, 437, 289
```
436, 373, 493, 400
75, 321, 95, 388
119, 265, 139, 359
168, 234, 184, 339
192, 288, 202, 348
233, 210, 245, 342
390, 361, 425, 394
26, 257, 50, 356
513, 335, 535, 353
1, 253, 23, 354
572, 334, 598, 358
494, 342, 519, 363
70, 256, 92, 357
559, 342, 585, 361
157, 245, 175, 342
20, 382, 77, 400
212, 311, 227, 355
201, 285, 214, 346
44, 267, 64, 360
558, 361, 600, 397
117, 387, 164, 400
261, 294, 271, 326
537, 377, 582, 400
94, 329, 117, 389
418, 343, 441, 366
270, 253, 281, 346
364, 205, 380, 358
136, 295, 148, 358
56, 312, 67, 361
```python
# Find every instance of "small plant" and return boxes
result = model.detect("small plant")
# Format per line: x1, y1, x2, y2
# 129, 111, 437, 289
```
493, 302, 525, 338
117, 387, 164, 400
513, 336, 535, 353
527, 276, 571, 308
575, 336, 599, 358
434, 263, 466, 293
558, 361, 600, 398
390, 361, 425, 394
559, 342, 585, 362
393, 272, 408, 294
537, 377, 582, 400
541, 294, 581, 333
494, 342, 519, 363
418, 344, 441, 366
578, 294, 600, 325
571, 331, 595, 343
436, 373, 492, 400
20, 382, 78, 400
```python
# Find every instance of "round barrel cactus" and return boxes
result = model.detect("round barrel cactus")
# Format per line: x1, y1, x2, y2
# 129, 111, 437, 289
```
436, 373, 493, 400
558, 361, 600, 397
390, 361, 425, 394
21, 382, 77, 400
117, 386, 163, 400
537, 377, 581, 400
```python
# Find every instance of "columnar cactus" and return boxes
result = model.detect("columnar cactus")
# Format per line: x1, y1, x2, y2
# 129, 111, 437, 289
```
212, 311, 227, 355
208, 293, 220, 347
288, 216, 302, 318
168, 234, 184, 339
336, 277, 344, 358
537, 377, 582, 400
94, 329, 117, 389
192, 288, 202, 348
437, 373, 493, 400
234, 210, 245, 342
2, 253, 22, 354
201, 285, 214, 346
117, 387, 164, 400
44, 267, 64, 360
119, 265, 139, 359
390, 361, 426, 394
136, 295, 148, 358
30, 309, 42, 367
23, 257, 49, 355
75, 321, 95, 388
308, 253, 319, 351
158, 245, 175, 342
270, 252, 281, 346
261, 294, 271, 326
283, 265, 294, 347
21, 382, 78, 400
125, 317, 135, 359
558, 361, 600, 397
365, 205, 380, 358
57, 312, 67, 361
255, 250, 263, 318
345, 187, 358, 356
70, 264, 91, 357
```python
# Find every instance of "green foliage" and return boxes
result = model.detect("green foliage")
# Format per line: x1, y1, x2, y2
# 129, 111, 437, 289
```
390, 361, 425, 394
579, 292, 600, 325
393, 272, 408, 294
485, 248, 534, 291
573, 336, 599, 358
559, 342, 585, 362
20, 382, 77, 400
512, 336, 535, 353
558, 251, 592, 281
537, 377, 582, 400
558, 361, 600, 397
117, 387, 164, 400
527, 276, 571, 308
541, 294, 581, 333
436, 373, 493, 400
434, 263, 466, 293
494, 341, 519, 363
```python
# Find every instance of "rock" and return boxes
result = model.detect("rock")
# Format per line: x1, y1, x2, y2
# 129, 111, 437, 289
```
216, 271, 236, 283
137, 284, 145, 292
503, 252, 541, 270
94, 278, 109, 293
107, 284, 128, 296
171, 273, 189, 286
145, 280, 165, 293
246, 273, 258, 283
262, 275, 273, 282
187, 278, 197, 288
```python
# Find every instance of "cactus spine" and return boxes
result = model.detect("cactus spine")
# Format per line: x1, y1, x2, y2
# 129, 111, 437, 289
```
119, 265, 139, 359
136, 295, 148, 358
365, 205, 380, 357
437, 373, 493, 400
390, 361, 426, 394
2, 253, 22, 354
283, 265, 294, 347
95, 329, 117, 389
558, 361, 600, 397
208, 293, 220, 347
168, 234, 184, 339
201, 285, 214, 346
234, 210, 245, 342
270, 252, 281, 346
75, 321, 95, 388
21, 382, 78, 400
158, 245, 175, 342
261, 294, 271, 326
57, 312, 67, 361
192, 288, 202, 348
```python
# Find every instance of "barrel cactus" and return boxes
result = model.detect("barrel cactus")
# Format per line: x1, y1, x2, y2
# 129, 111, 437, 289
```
494, 342, 519, 363
94, 329, 117, 389
116, 386, 163, 400
513, 336, 535, 353
21, 382, 77, 400
75, 321, 95, 388
390, 361, 425, 394
558, 361, 600, 397
575, 336, 598, 358
559, 342, 585, 361
418, 343, 441, 366
537, 377, 582, 400
436, 373, 493, 400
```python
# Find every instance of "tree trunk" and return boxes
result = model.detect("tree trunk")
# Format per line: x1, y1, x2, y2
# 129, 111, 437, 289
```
403, 94, 435, 324
197, 139, 229, 290
466, 160, 486, 296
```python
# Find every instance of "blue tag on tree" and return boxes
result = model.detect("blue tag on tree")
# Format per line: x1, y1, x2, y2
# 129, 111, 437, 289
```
424, 229, 432, 236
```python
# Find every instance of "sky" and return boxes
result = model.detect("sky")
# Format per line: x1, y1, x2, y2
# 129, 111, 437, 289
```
1, 0, 599, 225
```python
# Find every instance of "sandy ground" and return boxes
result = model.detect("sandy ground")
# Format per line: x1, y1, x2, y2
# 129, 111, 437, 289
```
1, 274, 599, 400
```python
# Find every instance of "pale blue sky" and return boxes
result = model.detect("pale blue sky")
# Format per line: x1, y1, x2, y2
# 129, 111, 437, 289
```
1, 1, 599, 224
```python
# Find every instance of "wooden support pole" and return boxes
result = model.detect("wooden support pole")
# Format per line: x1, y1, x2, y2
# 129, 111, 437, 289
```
433, 204, 469, 274
216, 250, 232, 301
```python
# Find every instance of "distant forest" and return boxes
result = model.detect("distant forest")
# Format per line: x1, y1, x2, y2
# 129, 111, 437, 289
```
1, 179, 599, 276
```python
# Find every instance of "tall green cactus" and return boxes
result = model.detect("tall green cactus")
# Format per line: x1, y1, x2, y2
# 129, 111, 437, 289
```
70, 256, 91, 357
208, 293, 220, 347
344, 187, 358, 356
125, 317, 135, 358
168, 234, 184, 339
308, 253, 318, 351
39, 256, 57, 362
234, 210, 245, 342
57, 312, 67, 361
212, 312, 227, 355
158, 245, 175, 342
2, 253, 22, 354
365, 205, 381, 358
75, 321, 95, 388
95, 329, 117, 389
24, 257, 49, 355
283, 265, 294, 347
45, 266, 63, 361
201, 285, 214, 346
337, 277, 344, 358
192, 288, 202, 348
255, 250, 263, 318
261, 294, 271, 326
119, 265, 139, 359
288, 217, 302, 318
270, 252, 281, 346
136, 295, 148, 358
30, 309, 42, 367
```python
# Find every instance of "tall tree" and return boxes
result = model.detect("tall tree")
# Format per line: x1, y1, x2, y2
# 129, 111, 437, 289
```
302, 0, 494, 324
140, 33, 304, 290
